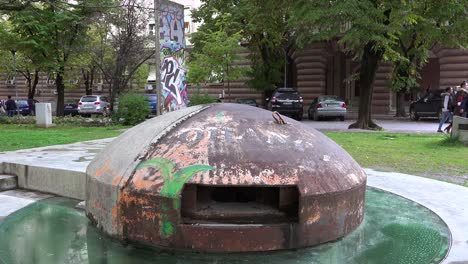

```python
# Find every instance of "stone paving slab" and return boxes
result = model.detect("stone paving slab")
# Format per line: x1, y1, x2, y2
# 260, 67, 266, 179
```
0, 175, 17, 191
0, 138, 113, 172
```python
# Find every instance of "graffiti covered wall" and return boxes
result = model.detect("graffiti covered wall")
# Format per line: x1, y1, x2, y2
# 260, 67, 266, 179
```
159, 1, 187, 111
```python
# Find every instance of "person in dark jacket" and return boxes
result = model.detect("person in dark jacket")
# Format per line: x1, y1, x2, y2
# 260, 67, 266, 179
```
460, 90, 468, 117
5, 96, 17, 117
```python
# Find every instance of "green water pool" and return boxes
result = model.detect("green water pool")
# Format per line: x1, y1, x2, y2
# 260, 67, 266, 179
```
0, 187, 450, 264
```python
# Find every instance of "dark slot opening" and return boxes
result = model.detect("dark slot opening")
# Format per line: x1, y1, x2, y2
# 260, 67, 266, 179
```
181, 185, 299, 224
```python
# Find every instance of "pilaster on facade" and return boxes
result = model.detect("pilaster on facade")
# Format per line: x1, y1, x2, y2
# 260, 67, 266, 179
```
437, 48, 468, 88
372, 62, 393, 114
291, 43, 328, 106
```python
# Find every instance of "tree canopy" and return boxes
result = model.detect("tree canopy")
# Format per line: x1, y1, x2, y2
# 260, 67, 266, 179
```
188, 14, 247, 98
0, 0, 155, 115
191, 0, 292, 100
289, 0, 468, 129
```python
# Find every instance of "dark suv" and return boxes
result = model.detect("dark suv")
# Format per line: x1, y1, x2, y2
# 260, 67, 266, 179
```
409, 89, 444, 121
268, 88, 304, 120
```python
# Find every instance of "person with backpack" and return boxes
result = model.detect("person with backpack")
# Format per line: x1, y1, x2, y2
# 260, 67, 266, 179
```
5, 96, 17, 117
438, 87, 453, 133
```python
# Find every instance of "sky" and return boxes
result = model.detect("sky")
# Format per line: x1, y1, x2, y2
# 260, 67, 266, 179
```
170, 0, 201, 9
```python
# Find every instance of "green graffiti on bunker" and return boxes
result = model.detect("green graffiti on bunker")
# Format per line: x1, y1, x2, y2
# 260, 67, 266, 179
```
136, 157, 215, 198
136, 157, 215, 238
217, 111, 225, 123
161, 219, 174, 238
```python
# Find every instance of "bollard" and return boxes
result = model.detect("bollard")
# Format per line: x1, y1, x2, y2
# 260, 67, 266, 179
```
35, 103, 53, 128
452, 116, 468, 143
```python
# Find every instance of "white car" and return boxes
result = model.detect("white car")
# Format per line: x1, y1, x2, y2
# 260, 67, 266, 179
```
77, 95, 110, 116
308, 95, 347, 121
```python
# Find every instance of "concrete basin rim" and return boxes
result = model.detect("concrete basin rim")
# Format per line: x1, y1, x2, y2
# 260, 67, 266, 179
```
366, 185, 452, 263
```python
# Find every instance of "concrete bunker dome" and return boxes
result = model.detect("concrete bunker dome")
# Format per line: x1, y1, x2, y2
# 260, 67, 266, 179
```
86, 103, 367, 252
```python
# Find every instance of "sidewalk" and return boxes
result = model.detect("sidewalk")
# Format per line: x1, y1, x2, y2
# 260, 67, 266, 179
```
0, 137, 467, 263
303, 119, 443, 133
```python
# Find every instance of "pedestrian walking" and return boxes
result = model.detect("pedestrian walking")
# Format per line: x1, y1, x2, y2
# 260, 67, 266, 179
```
438, 87, 453, 133
460, 90, 468, 117
5, 96, 17, 117
0, 99, 5, 114
454, 81, 466, 116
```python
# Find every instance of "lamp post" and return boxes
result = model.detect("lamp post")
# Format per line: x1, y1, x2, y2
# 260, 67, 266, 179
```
154, 0, 162, 116
11, 49, 18, 115
11, 49, 17, 100
284, 48, 287, 88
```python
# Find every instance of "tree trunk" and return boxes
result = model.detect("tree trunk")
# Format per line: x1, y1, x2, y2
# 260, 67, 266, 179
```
56, 67, 65, 116
349, 43, 383, 130
82, 67, 95, 95
109, 73, 122, 113
395, 91, 407, 117
28, 70, 39, 99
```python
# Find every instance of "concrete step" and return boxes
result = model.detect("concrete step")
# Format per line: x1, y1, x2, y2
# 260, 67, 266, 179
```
0, 175, 18, 191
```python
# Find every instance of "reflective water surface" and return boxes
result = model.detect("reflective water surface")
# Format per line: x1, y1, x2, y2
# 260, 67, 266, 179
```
0, 188, 450, 264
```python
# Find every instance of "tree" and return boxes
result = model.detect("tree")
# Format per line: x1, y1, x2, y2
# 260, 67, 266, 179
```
289, 0, 468, 129
290, 1, 403, 129
390, 32, 427, 117
93, 0, 155, 112
188, 14, 247, 99
390, 1, 468, 117
191, 0, 292, 103
4, 0, 104, 116
0, 21, 41, 100
0, 0, 41, 11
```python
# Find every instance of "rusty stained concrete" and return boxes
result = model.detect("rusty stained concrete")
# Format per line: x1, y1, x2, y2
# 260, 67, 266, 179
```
86, 104, 367, 252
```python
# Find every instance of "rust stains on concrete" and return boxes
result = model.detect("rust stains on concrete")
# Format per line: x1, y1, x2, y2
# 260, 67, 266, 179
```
86, 104, 367, 252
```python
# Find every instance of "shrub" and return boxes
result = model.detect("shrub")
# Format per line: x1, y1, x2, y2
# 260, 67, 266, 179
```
0, 114, 115, 127
115, 93, 150, 126
53, 116, 115, 127
0, 115, 35, 124
188, 94, 217, 106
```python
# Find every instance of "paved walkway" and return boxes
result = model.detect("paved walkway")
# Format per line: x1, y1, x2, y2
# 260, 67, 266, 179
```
0, 136, 467, 263
0, 138, 113, 173
303, 119, 444, 133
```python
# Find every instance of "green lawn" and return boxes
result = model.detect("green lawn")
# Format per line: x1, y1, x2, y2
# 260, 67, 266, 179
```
0, 124, 466, 185
325, 132, 468, 183
0, 124, 125, 152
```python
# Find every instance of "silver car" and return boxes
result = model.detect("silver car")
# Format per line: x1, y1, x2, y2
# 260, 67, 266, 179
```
308, 95, 347, 121
77, 95, 110, 116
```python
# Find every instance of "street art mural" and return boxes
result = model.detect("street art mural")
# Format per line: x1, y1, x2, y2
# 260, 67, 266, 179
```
158, 1, 187, 111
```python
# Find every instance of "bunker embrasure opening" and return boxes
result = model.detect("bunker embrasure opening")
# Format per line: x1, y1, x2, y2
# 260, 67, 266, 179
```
181, 185, 299, 224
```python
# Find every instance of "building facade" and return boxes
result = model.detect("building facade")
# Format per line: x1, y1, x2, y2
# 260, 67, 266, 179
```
2, 42, 467, 114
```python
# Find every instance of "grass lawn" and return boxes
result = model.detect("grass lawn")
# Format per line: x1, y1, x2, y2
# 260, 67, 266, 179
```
0, 124, 125, 152
0, 124, 466, 185
325, 132, 468, 184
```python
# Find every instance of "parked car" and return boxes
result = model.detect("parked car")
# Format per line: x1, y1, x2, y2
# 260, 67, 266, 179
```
409, 89, 444, 121
64, 100, 79, 116
15, 99, 38, 116
308, 95, 347, 121
144, 94, 157, 115
77, 95, 110, 116
267, 88, 304, 120
235, 98, 258, 107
